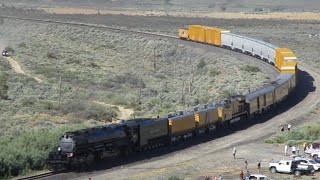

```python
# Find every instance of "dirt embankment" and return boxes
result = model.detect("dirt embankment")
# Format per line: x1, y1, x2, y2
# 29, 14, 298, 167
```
42, 7, 320, 21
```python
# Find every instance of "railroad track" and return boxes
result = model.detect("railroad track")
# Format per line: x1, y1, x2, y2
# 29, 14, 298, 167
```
17, 171, 58, 180
1, 14, 284, 179
0, 14, 280, 77
0, 15, 176, 39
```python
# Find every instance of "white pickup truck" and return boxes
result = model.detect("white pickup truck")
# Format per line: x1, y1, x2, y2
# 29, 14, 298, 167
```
269, 160, 314, 176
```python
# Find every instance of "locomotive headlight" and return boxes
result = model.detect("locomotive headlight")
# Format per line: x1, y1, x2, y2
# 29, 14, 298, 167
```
58, 147, 61, 151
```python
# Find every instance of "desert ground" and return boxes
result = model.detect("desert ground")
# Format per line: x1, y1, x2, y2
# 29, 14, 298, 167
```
1, 0, 320, 179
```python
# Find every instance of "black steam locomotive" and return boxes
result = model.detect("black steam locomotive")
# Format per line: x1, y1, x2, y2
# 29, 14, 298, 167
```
47, 118, 171, 170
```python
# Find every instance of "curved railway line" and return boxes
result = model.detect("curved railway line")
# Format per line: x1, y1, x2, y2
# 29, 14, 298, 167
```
1, 15, 319, 179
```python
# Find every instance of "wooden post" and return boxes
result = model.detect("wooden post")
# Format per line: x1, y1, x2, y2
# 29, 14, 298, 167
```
138, 78, 142, 105
58, 75, 62, 108
189, 65, 194, 94
181, 79, 185, 105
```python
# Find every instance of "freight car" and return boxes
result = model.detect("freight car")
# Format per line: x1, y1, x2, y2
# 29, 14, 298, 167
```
179, 25, 298, 73
48, 25, 298, 170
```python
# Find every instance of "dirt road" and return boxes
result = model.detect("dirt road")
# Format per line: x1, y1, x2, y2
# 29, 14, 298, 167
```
43, 7, 320, 21
4, 56, 43, 83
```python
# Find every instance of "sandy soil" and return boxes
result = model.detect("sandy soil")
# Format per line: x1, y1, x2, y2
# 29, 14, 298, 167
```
42, 7, 320, 21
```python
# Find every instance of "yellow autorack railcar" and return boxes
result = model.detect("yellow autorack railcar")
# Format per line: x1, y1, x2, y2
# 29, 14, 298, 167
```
188, 25, 206, 43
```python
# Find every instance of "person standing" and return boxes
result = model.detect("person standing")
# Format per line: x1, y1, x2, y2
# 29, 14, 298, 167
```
285, 144, 288, 156
245, 171, 250, 180
245, 160, 248, 170
297, 145, 300, 156
233, 147, 237, 159
288, 123, 291, 131
240, 170, 244, 180
257, 162, 261, 173
292, 145, 296, 155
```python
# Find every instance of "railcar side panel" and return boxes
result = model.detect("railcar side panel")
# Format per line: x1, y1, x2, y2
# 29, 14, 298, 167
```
265, 91, 274, 107
188, 25, 206, 43
275, 83, 289, 102
139, 118, 169, 146
221, 32, 233, 48
195, 110, 207, 128
205, 27, 229, 46
169, 113, 195, 135
205, 107, 219, 124
249, 98, 258, 114
232, 34, 244, 52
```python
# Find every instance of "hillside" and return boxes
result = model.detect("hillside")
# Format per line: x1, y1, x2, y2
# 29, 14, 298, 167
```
0, 8, 271, 178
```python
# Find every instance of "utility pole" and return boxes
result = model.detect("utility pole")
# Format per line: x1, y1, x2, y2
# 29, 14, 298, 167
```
58, 75, 62, 108
138, 78, 143, 105
181, 78, 185, 105
189, 65, 194, 94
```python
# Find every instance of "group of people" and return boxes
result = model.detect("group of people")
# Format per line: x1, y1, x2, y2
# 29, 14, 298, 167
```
280, 123, 291, 132
232, 147, 262, 179
284, 144, 300, 156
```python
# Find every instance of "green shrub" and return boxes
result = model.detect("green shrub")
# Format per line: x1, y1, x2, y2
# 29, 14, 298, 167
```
0, 71, 8, 99
210, 69, 221, 77
46, 51, 57, 59
240, 65, 260, 73
0, 124, 87, 178
4, 46, 14, 53
18, 42, 27, 48
62, 100, 117, 122
220, 6, 226, 11
168, 176, 181, 180
197, 59, 206, 69
265, 123, 320, 145
85, 103, 117, 121
264, 139, 276, 144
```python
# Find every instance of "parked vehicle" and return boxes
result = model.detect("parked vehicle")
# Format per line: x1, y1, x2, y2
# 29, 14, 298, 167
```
248, 174, 270, 180
294, 157, 320, 171
269, 160, 314, 176
2, 50, 8, 57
